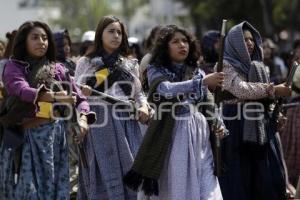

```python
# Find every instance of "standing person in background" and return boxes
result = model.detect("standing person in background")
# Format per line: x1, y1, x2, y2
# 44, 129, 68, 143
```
75, 15, 150, 200
79, 30, 95, 56
290, 40, 300, 65
0, 37, 8, 93
53, 29, 79, 199
262, 38, 287, 84
0, 40, 5, 60
219, 21, 291, 200
0, 30, 17, 145
0, 30, 17, 101
124, 24, 224, 200
53, 29, 76, 76
139, 25, 162, 92
281, 62, 300, 188
128, 37, 143, 61
2, 31, 17, 60
0, 21, 95, 199
200, 30, 220, 74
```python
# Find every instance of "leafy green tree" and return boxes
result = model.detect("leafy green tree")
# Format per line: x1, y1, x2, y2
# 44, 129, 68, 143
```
42, 0, 147, 41
42, 0, 112, 41
178, 0, 300, 38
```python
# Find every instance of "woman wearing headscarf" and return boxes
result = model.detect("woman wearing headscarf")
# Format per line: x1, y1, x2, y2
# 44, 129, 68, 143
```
219, 21, 291, 200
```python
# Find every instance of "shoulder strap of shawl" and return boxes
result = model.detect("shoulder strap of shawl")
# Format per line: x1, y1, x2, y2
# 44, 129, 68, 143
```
88, 58, 135, 96
123, 76, 177, 195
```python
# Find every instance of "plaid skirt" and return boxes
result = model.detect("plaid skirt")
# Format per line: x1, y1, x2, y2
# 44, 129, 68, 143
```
281, 106, 300, 186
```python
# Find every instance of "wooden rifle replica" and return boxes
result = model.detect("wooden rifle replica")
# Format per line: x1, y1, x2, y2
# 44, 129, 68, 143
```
76, 83, 139, 121
272, 61, 299, 128
69, 107, 88, 168
76, 83, 134, 106
63, 77, 88, 168
212, 19, 227, 177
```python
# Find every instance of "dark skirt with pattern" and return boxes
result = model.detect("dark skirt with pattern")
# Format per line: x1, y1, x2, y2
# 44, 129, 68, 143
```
218, 104, 286, 200
280, 106, 300, 186
0, 120, 69, 200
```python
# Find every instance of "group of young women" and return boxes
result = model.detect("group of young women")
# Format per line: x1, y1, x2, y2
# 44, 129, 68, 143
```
0, 14, 292, 200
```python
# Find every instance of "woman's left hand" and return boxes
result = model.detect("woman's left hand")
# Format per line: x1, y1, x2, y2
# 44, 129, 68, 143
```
137, 104, 150, 124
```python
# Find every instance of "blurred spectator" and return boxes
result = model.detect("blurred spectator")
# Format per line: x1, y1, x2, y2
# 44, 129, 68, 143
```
0, 30, 17, 103
139, 25, 162, 92
0, 40, 5, 59
291, 40, 300, 64
143, 25, 163, 54
280, 60, 300, 189
262, 38, 287, 84
3, 30, 17, 59
128, 36, 142, 61
53, 29, 76, 76
80, 30, 95, 56
292, 60, 300, 95
200, 30, 220, 74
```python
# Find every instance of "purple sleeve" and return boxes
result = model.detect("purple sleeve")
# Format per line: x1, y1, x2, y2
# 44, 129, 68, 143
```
55, 63, 96, 124
73, 80, 96, 124
3, 61, 41, 103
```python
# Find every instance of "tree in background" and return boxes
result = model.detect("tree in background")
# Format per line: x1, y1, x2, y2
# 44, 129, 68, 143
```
177, 0, 300, 39
42, 0, 147, 42
43, 0, 112, 41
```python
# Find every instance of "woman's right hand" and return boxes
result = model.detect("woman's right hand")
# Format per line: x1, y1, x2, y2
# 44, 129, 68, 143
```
203, 72, 225, 90
274, 83, 292, 97
80, 85, 92, 96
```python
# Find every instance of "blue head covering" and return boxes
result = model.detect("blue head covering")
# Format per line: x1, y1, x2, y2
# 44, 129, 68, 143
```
201, 30, 220, 63
224, 21, 263, 75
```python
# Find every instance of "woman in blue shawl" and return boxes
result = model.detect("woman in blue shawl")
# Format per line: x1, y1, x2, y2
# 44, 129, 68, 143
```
219, 21, 291, 200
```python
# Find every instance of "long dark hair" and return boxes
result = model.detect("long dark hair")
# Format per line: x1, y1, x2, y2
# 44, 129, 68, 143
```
144, 25, 163, 53
12, 21, 56, 61
150, 25, 200, 69
87, 15, 129, 58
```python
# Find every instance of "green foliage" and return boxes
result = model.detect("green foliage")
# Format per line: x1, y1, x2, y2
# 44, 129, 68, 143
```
42, 0, 147, 41
42, 0, 112, 41
273, 0, 299, 28
178, 0, 300, 38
